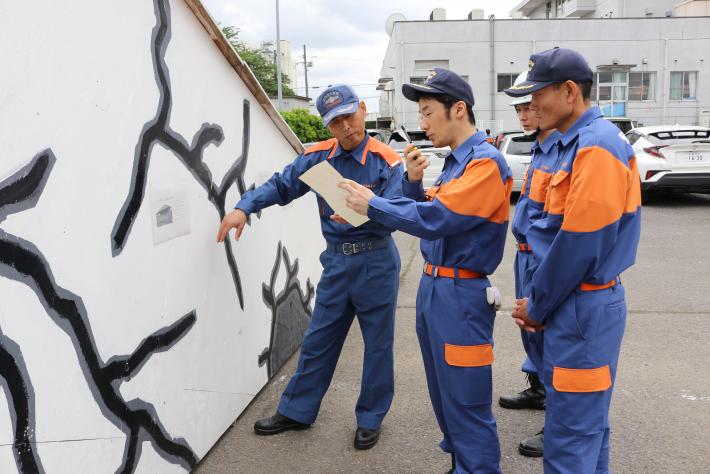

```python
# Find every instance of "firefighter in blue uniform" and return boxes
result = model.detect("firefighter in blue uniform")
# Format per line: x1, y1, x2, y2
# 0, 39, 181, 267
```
217, 84, 404, 450
506, 48, 641, 473
499, 70, 561, 458
342, 68, 511, 474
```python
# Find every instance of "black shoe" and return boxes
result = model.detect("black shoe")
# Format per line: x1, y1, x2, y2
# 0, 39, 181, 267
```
354, 427, 380, 450
445, 453, 456, 473
499, 373, 546, 410
518, 429, 544, 457
253, 412, 310, 436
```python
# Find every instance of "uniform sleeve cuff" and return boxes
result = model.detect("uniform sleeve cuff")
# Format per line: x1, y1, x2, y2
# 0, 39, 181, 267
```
402, 173, 425, 200
235, 201, 254, 216
367, 196, 387, 218
526, 298, 546, 324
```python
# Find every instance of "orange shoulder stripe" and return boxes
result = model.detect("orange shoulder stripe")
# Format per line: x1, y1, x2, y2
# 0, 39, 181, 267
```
365, 138, 402, 166
435, 158, 509, 223
304, 138, 338, 156
561, 146, 636, 233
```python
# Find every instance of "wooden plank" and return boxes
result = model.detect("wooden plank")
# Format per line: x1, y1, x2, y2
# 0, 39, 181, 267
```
182, 0, 304, 153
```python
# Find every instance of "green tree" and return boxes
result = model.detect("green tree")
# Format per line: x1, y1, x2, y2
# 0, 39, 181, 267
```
280, 109, 332, 144
222, 26, 295, 96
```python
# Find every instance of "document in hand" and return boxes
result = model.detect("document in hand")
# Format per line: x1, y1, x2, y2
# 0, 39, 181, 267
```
299, 161, 370, 227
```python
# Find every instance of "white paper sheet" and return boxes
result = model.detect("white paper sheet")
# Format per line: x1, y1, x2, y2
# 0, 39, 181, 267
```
299, 161, 370, 227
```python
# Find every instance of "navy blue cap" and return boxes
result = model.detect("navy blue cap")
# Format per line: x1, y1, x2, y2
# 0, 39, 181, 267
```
402, 68, 474, 107
316, 84, 360, 126
505, 47, 593, 97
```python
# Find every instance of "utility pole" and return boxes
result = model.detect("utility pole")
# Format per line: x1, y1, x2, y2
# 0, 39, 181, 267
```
303, 44, 310, 99
275, 0, 283, 110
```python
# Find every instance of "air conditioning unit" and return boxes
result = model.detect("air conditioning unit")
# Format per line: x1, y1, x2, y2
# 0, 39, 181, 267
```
699, 109, 710, 128
430, 8, 446, 21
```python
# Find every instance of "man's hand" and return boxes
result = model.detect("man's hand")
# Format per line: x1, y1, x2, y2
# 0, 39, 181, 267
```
216, 209, 248, 242
339, 179, 374, 216
512, 297, 545, 334
404, 144, 429, 182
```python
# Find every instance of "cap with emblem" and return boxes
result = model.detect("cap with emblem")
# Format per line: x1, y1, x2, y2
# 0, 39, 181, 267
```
505, 47, 593, 97
402, 68, 474, 107
316, 84, 360, 126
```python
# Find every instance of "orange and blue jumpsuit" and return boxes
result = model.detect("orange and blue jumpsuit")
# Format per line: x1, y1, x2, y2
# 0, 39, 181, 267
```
367, 131, 512, 474
512, 131, 561, 377
525, 107, 641, 473
235, 135, 404, 430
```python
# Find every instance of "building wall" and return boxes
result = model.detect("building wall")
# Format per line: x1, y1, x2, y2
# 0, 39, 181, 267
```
380, 16, 710, 132
0, 1, 321, 472
524, 0, 676, 18
675, 0, 710, 16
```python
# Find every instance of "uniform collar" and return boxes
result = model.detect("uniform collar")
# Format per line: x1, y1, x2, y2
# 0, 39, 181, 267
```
450, 131, 486, 163
332, 134, 370, 166
533, 130, 562, 154
559, 106, 603, 147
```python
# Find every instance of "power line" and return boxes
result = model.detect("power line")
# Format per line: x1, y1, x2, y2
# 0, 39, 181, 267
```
291, 83, 380, 90
310, 55, 382, 62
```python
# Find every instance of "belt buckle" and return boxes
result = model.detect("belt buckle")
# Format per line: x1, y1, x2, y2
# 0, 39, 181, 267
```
342, 242, 354, 255
425, 263, 439, 277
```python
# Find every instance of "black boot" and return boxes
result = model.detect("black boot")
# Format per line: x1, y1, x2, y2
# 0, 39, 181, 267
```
499, 373, 545, 410
354, 427, 381, 450
518, 429, 544, 457
253, 412, 311, 435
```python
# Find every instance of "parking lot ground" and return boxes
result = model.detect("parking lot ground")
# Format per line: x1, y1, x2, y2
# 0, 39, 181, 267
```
195, 192, 710, 474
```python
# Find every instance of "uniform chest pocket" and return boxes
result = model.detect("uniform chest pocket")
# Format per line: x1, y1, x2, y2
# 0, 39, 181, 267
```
544, 169, 571, 215
425, 185, 441, 201
529, 169, 553, 204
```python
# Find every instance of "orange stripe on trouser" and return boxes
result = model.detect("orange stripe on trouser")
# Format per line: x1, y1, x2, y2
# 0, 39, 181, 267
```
552, 365, 612, 392
445, 343, 494, 367
424, 263, 484, 279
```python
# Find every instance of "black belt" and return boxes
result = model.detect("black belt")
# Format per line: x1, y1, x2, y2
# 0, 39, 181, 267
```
327, 238, 390, 255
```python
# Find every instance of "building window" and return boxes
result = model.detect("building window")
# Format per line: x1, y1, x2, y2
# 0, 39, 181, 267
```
629, 72, 656, 101
409, 76, 427, 85
670, 71, 697, 100
594, 72, 627, 102
497, 73, 517, 92
414, 59, 449, 71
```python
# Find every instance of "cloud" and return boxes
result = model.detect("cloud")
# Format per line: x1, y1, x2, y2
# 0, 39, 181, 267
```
202, 0, 521, 112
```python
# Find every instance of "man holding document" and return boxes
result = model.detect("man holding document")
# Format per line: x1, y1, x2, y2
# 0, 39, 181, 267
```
217, 84, 403, 450
341, 69, 511, 473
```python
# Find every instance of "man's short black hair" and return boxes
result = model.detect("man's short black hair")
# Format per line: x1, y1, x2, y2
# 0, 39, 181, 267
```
577, 81, 593, 101
555, 81, 593, 101
419, 93, 476, 125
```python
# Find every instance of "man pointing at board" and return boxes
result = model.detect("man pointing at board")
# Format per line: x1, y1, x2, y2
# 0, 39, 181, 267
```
217, 85, 403, 450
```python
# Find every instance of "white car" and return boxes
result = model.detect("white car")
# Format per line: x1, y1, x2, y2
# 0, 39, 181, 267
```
626, 126, 710, 195
499, 132, 535, 193
388, 129, 450, 188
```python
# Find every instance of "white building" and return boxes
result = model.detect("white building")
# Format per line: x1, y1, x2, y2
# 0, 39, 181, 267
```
378, 5, 710, 133
511, 0, 677, 19
260, 39, 298, 91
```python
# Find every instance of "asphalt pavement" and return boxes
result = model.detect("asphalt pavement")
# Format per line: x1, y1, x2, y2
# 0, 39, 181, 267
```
195, 192, 710, 474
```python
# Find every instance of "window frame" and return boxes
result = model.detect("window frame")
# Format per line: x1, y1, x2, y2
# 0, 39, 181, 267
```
669, 71, 698, 101
628, 71, 656, 102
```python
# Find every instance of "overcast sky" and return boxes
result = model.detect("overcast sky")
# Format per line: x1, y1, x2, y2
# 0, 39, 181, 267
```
202, 0, 521, 112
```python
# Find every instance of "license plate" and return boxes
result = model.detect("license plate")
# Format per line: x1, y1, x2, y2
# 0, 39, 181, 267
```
686, 152, 706, 162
